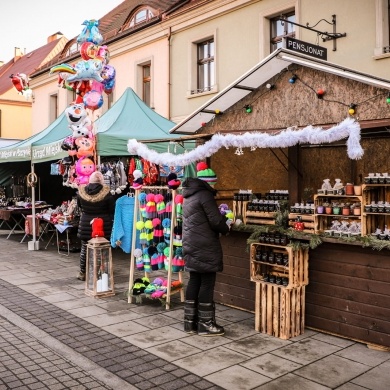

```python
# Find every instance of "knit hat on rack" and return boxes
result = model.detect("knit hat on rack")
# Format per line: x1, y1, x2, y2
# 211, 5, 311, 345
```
196, 162, 217, 185
89, 171, 104, 185
167, 172, 181, 189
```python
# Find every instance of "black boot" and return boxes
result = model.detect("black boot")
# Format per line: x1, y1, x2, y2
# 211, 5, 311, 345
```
184, 300, 197, 334
77, 241, 87, 281
197, 302, 224, 336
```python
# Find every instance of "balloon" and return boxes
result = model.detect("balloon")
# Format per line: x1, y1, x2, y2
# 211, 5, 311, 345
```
77, 20, 103, 45
10, 73, 30, 93
80, 42, 110, 64
64, 103, 91, 128
83, 90, 103, 111
66, 60, 104, 83
75, 136, 95, 158
96, 45, 110, 64
104, 78, 115, 95
49, 63, 76, 75
102, 65, 115, 82
75, 157, 95, 185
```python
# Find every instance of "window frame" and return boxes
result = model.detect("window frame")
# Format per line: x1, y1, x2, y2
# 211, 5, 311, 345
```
136, 58, 154, 108
188, 32, 218, 98
270, 11, 296, 52
259, 1, 298, 58
124, 6, 156, 31
374, 0, 390, 57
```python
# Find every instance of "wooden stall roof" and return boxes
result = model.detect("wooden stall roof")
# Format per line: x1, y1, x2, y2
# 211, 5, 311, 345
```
170, 48, 390, 135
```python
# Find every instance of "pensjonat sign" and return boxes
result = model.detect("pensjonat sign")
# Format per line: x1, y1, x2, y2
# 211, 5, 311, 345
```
284, 37, 327, 61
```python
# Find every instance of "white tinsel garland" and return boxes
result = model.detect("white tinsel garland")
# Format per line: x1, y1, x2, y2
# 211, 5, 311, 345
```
127, 117, 363, 166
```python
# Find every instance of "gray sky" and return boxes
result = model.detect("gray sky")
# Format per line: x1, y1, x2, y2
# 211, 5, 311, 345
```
0, 0, 124, 61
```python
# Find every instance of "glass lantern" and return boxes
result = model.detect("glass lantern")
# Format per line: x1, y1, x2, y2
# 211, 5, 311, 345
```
85, 237, 115, 298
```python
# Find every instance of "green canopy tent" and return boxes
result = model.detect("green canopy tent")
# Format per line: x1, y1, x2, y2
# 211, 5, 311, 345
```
95, 87, 195, 157
0, 113, 69, 164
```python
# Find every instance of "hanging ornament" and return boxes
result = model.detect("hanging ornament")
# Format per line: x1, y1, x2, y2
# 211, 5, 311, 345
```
386, 94, 390, 104
235, 147, 244, 155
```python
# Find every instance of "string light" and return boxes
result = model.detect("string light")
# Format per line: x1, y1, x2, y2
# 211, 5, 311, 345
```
266, 83, 275, 90
289, 75, 297, 84
387, 94, 390, 104
244, 104, 252, 113
348, 103, 357, 115
316, 89, 325, 99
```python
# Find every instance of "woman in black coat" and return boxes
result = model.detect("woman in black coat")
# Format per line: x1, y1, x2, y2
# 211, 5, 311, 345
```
76, 171, 115, 281
182, 162, 230, 336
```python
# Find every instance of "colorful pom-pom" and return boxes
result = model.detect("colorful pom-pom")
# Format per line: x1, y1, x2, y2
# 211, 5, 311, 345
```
136, 221, 145, 230
144, 220, 153, 230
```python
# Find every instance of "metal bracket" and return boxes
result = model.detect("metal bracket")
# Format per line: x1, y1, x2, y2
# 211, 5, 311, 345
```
278, 14, 346, 51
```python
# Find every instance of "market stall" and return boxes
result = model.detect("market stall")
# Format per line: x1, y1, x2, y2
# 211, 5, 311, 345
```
129, 48, 390, 348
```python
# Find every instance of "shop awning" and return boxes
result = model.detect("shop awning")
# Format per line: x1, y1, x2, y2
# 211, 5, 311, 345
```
170, 48, 390, 134
0, 113, 69, 163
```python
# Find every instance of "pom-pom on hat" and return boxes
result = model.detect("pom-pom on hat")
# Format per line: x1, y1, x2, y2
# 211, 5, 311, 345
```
167, 172, 181, 189
89, 171, 104, 185
196, 162, 217, 185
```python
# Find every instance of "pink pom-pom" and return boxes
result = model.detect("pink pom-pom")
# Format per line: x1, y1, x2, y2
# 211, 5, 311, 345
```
152, 218, 161, 227
146, 193, 155, 202
154, 193, 164, 203
197, 161, 208, 171
175, 194, 184, 204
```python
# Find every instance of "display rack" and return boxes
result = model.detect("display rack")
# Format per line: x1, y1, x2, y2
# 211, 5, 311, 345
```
313, 194, 363, 234
128, 186, 185, 310
361, 184, 390, 236
250, 242, 309, 339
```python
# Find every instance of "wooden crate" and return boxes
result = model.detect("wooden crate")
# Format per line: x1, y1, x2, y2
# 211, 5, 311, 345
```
244, 211, 275, 226
254, 282, 305, 339
233, 200, 249, 220
250, 243, 309, 289
288, 213, 315, 234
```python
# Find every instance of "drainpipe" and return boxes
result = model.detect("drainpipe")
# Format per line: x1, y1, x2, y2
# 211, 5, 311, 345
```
167, 26, 172, 121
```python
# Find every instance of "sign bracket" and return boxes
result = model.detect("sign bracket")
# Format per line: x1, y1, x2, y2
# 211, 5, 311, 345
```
278, 14, 346, 51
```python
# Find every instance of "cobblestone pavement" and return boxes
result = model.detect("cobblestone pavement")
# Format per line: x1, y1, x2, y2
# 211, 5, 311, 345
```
0, 232, 389, 390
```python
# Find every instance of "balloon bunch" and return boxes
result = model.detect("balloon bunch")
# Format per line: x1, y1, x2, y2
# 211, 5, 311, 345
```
50, 19, 115, 110
52, 20, 116, 188
9, 73, 33, 100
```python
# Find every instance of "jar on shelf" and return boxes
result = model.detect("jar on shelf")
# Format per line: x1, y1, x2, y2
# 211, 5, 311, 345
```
342, 205, 350, 216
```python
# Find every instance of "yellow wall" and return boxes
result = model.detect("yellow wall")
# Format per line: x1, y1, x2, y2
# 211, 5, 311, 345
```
0, 88, 32, 139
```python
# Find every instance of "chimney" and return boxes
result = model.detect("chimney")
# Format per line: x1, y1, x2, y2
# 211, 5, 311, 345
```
47, 32, 64, 43
14, 47, 23, 61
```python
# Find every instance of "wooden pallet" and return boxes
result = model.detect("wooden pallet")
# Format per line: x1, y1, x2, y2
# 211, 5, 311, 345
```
254, 283, 305, 339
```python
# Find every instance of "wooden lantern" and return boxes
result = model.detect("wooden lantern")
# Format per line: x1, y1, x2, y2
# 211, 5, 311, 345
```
85, 237, 115, 298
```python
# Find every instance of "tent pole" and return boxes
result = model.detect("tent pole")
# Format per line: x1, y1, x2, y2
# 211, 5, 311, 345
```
28, 162, 39, 250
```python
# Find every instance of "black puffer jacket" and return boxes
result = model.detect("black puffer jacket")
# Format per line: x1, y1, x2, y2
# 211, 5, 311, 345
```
182, 178, 229, 273
77, 183, 115, 241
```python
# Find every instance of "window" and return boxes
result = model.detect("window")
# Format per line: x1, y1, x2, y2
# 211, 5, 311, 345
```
270, 12, 295, 52
142, 64, 151, 106
49, 94, 58, 123
195, 39, 215, 94
375, 0, 390, 55
124, 7, 156, 30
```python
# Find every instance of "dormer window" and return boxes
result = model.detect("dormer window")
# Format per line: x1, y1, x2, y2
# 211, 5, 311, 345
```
124, 7, 156, 30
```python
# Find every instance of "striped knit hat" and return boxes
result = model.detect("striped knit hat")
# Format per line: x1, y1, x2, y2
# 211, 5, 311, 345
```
196, 162, 217, 185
